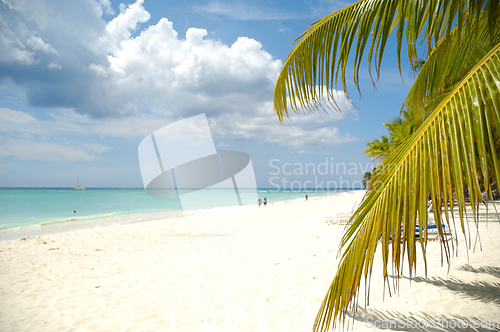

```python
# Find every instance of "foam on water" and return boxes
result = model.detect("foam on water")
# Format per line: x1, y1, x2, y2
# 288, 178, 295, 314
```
39, 212, 118, 226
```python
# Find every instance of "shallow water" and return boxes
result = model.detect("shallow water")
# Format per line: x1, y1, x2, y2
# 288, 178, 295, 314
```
0, 187, 359, 239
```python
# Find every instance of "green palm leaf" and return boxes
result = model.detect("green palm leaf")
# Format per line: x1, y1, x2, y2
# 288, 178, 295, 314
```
273, 0, 492, 122
313, 41, 500, 331
364, 135, 391, 161
403, 11, 500, 115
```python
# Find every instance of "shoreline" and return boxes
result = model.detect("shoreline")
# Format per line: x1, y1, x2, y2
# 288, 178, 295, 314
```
0, 190, 357, 241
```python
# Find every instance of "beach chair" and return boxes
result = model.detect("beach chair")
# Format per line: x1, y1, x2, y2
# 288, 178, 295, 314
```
415, 223, 452, 240
325, 202, 359, 226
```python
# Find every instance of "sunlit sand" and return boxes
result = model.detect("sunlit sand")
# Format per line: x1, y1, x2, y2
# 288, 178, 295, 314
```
1, 190, 499, 331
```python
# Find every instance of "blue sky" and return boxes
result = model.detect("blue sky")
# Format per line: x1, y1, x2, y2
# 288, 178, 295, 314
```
0, 0, 416, 189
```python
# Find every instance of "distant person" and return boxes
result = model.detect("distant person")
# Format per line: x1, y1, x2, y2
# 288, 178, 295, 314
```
74, 210, 76, 213
263, 198, 267, 206
258, 198, 262, 207
305, 194, 308, 201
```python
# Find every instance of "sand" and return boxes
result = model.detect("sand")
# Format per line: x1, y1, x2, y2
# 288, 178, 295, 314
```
0, 190, 499, 332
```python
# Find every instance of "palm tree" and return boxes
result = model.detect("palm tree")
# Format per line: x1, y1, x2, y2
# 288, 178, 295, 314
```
365, 108, 426, 161
362, 167, 377, 189
361, 171, 371, 189
364, 135, 391, 161
273, 1, 500, 330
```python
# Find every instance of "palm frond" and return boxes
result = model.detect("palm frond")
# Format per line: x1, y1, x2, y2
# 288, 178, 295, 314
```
313, 41, 500, 331
403, 11, 500, 115
274, 0, 490, 122
364, 136, 391, 161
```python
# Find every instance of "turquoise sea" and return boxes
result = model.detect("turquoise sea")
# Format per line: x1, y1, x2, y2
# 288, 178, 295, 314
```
0, 188, 358, 239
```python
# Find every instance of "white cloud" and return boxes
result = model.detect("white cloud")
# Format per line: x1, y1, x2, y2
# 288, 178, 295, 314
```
98, 0, 114, 16
82, 142, 113, 154
0, 6, 35, 64
26, 36, 58, 54
210, 105, 358, 148
0, 107, 38, 129
48, 62, 61, 69
96, 10, 282, 114
217, 141, 230, 147
0, 36, 34, 64
0, 107, 82, 137
1, 0, 106, 55
0, 0, 359, 153
0, 107, 112, 161
101, 0, 150, 52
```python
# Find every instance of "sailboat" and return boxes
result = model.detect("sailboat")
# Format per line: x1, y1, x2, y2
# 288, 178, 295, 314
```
73, 175, 86, 190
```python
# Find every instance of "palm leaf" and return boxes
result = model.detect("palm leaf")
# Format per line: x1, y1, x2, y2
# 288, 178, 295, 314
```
313, 41, 500, 331
403, 11, 500, 115
364, 135, 391, 161
273, 0, 491, 122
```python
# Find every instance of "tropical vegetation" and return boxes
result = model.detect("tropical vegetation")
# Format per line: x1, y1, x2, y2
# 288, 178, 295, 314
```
364, 109, 425, 162
361, 171, 372, 189
273, 0, 500, 330
361, 168, 376, 189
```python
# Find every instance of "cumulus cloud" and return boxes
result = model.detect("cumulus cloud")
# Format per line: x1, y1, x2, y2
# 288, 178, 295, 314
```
101, 0, 150, 51
93, 3, 282, 118
0, 0, 358, 153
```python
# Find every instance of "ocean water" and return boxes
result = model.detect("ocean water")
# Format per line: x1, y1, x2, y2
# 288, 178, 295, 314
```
0, 187, 356, 238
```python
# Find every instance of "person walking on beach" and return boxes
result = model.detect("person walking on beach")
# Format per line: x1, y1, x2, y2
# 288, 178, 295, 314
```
263, 198, 267, 206
305, 194, 308, 201
258, 198, 262, 207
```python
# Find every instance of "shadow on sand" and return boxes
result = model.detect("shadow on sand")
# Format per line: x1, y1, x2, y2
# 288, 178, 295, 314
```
344, 270, 500, 331
408, 275, 500, 306
461, 264, 500, 279
349, 308, 499, 331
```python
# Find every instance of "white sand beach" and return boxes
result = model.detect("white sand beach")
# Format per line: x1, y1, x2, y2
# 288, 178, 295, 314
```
1, 190, 499, 331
